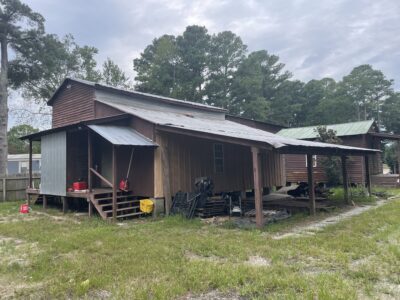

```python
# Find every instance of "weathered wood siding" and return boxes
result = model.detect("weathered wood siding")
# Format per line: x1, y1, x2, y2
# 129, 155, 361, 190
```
51, 82, 96, 128
155, 131, 285, 196
284, 135, 382, 184
94, 101, 123, 119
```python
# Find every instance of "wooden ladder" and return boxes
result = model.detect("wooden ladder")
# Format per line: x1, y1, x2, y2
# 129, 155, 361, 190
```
89, 192, 145, 220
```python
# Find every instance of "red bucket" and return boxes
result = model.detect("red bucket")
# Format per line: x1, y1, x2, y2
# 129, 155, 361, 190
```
20, 204, 29, 214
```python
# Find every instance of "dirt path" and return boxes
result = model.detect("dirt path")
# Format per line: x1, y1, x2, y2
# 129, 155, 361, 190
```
272, 199, 390, 239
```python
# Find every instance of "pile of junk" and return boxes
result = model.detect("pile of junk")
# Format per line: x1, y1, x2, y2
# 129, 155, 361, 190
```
170, 177, 291, 224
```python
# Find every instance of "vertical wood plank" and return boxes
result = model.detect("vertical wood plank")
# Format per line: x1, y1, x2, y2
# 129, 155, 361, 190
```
62, 197, 68, 213
307, 154, 316, 215
2, 178, 5, 202
341, 155, 349, 204
88, 197, 93, 217
161, 142, 171, 215
112, 145, 117, 220
251, 146, 264, 228
29, 140, 33, 189
364, 155, 372, 196
88, 131, 92, 192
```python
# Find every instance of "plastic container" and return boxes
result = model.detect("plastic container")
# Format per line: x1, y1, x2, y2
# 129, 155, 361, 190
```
20, 204, 29, 214
72, 181, 88, 190
140, 199, 154, 213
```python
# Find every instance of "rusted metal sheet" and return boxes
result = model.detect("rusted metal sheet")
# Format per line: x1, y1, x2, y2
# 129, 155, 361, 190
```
88, 125, 157, 146
96, 97, 378, 155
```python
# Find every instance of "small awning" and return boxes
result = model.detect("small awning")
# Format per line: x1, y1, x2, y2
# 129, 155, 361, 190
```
88, 125, 157, 146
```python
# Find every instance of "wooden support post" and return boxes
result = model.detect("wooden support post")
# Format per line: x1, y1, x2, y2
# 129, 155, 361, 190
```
62, 197, 68, 213
364, 155, 371, 196
306, 154, 316, 216
88, 197, 93, 217
43, 195, 47, 210
251, 147, 264, 228
341, 155, 349, 204
28, 140, 33, 189
88, 131, 92, 192
2, 177, 6, 202
112, 145, 117, 220
161, 145, 171, 215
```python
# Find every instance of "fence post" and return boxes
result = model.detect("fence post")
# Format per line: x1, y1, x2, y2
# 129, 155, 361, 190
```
2, 178, 6, 202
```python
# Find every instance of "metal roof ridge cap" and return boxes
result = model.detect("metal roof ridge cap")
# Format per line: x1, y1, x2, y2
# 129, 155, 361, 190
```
94, 83, 227, 113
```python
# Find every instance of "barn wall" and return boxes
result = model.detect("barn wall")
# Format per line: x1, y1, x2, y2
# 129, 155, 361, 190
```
94, 101, 123, 118
51, 82, 96, 128
155, 131, 285, 196
66, 130, 88, 188
284, 135, 372, 184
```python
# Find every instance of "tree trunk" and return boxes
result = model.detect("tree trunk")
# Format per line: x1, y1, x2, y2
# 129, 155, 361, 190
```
0, 36, 8, 176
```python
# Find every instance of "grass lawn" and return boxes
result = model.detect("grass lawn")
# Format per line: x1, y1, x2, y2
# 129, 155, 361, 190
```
0, 191, 399, 299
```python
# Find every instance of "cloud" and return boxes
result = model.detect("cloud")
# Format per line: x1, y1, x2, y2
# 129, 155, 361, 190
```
23, 0, 400, 88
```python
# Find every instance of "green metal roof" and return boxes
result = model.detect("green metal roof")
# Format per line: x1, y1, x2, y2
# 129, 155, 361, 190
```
277, 120, 375, 140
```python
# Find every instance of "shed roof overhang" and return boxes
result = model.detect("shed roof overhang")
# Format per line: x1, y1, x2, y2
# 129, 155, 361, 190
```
88, 124, 157, 146
370, 132, 400, 141
20, 114, 131, 142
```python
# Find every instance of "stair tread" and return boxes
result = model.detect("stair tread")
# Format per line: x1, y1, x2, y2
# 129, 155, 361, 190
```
108, 211, 144, 219
95, 195, 136, 201
103, 206, 140, 213
98, 200, 139, 207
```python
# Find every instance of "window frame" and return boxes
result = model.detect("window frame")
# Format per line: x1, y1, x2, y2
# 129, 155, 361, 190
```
213, 143, 224, 173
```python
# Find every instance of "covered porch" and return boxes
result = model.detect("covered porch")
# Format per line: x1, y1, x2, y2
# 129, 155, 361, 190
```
24, 116, 157, 220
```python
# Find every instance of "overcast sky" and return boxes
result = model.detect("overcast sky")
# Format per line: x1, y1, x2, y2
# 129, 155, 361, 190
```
22, 0, 400, 88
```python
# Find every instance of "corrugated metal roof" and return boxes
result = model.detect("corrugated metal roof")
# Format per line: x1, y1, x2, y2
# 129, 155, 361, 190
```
277, 120, 375, 139
48, 78, 225, 113
96, 98, 378, 154
88, 125, 157, 146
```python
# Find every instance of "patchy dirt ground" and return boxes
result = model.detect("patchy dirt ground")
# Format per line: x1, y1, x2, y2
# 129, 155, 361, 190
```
272, 199, 389, 239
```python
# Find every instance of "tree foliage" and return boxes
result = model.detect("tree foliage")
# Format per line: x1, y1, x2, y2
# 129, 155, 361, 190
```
134, 26, 399, 133
315, 126, 343, 186
7, 124, 40, 154
0, 0, 45, 175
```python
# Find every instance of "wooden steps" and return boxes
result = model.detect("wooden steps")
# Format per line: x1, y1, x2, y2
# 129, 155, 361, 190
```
89, 191, 145, 220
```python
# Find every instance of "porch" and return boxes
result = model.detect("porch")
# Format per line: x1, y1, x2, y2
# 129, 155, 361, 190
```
25, 117, 157, 220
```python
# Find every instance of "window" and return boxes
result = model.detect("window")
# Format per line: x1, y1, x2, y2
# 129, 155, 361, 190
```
305, 155, 317, 168
213, 143, 224, 173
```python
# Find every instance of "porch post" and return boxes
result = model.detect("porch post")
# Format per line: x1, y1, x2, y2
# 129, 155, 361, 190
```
112, 145, 117, 220
341, 155, 349, 204
88, 131, 92, 192
28, 139, 33, 189
306, 154, 316, 215
251, 146, 264, 228
43, 195, 47, 210
364, 155, 371, 196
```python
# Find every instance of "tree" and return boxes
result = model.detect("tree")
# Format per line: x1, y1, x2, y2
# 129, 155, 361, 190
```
9, 34, 101, 104
204, 31, 247, 109
315, 126, 343, 186
7, 124, 40, 154
231, 50, 291, 120
0, 0, 45, 176
102, 57, 130, 88
381, 93, 400, 133
134, 34, 179, 97
383, 142, 399, 173
268, 80, 305, 126
176, 25, 210, 102
341, 65, 393, 124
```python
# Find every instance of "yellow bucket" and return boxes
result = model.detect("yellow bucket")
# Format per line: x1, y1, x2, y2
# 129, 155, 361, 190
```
140, 199, 154, 213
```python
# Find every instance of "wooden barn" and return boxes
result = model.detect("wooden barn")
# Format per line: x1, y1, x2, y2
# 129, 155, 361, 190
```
277, 121, 400, 186
23, 78, 378, 227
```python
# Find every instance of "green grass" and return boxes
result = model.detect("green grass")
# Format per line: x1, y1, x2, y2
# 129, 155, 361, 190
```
0, 192, 399, 299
